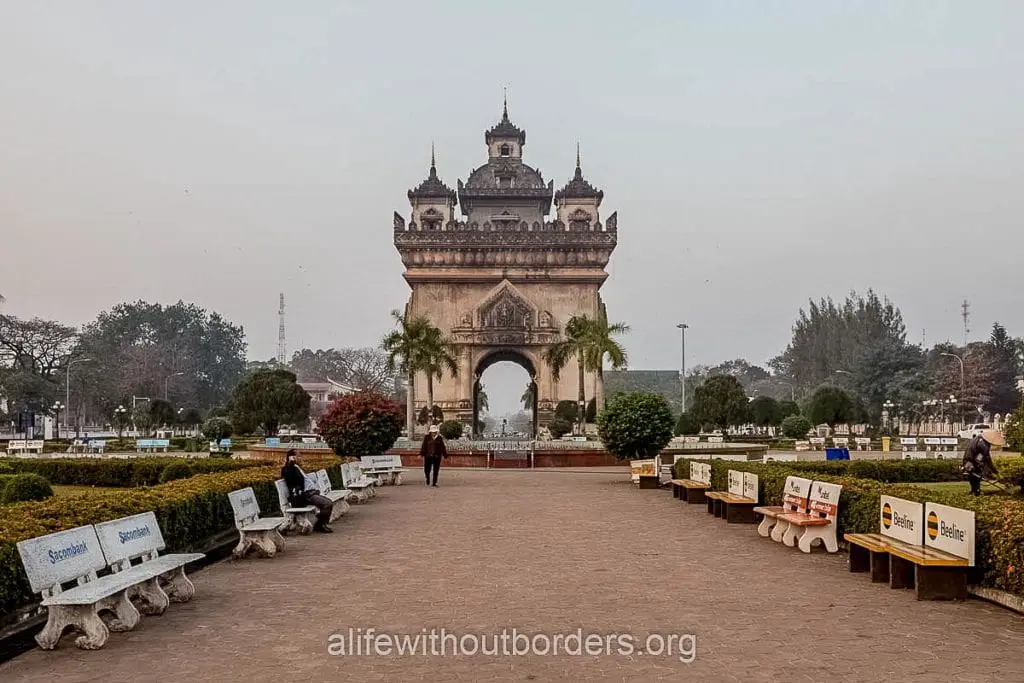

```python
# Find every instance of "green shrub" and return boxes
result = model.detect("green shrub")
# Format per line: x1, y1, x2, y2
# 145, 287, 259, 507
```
318, 391, 404, 456
202, 417, 234, 442
548, 418, 573, 439
555, 400, 578, 424
0, 462, 12, 475
780, 415, 813, 439
1, 474, 54, 504
597, 391, 674, 460
158, 461, 194, 484
0, 457, 261, 488
674, 412, 699, 436
1006, 406, 1024, 453
439, 420, 463, 440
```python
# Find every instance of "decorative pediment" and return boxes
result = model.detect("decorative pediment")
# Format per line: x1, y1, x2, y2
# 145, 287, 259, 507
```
475, 280, 538, 330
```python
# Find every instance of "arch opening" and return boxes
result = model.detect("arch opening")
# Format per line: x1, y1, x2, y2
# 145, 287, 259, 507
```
473, 350, 537, 439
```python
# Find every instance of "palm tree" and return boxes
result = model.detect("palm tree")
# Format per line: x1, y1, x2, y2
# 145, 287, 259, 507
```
520, 382, 536, 411
543, 316, 592, 433
418, 325, 459, 422
477, 384, 490, 413
381, 309, 433, 438
583, 311, 629, 411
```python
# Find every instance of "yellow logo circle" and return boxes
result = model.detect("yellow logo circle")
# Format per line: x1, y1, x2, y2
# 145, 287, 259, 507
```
881, 503, 893, 529
927, 511, 939, 540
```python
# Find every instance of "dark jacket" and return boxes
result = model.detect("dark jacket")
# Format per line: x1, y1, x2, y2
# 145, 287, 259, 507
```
963, 436, 998, 477
282, 461, 307, 500
421, 433, 447, 459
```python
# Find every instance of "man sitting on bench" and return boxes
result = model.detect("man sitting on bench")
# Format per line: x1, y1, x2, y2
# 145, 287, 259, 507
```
281, 450, 334, 533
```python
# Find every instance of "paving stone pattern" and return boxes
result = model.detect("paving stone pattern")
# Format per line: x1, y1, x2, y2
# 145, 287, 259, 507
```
4, 469, 1024, 682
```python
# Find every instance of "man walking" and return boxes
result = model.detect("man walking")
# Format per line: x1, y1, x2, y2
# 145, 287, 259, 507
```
421, 423, 447, 487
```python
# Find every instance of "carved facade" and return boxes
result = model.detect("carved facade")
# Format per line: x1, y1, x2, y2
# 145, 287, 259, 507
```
394, 103, 618, 434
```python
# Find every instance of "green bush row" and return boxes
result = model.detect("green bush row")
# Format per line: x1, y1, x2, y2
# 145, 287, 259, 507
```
0, 458, 344, 617
673, 458, 1024, 598
0, 457, 263, 488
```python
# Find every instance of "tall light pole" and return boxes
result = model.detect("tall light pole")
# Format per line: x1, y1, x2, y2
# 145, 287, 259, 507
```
164, 372, 185, 400
65, 358, 93, 438
676, 323, 689, 414
778, 380, 796, 402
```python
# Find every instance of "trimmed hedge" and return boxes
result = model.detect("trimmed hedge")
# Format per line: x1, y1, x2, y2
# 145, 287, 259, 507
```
1, 474, 54, 504
158, 461, 194, 484
0, 454, 345, 617
673, 457, 1024, 598
0, 457, 263, 488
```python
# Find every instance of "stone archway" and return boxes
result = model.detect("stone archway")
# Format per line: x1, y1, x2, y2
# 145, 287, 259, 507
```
473, 349, 539, 438
392, 106, 618, 437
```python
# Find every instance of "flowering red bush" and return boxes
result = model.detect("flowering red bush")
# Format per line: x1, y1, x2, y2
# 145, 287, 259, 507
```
316, 391, 404, 456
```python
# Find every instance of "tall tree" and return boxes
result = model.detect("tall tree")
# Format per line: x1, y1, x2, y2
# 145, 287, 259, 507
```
418, 325, 458, 421
582, 310, 629, 410
808, 386, 855, 430
229, 368, 309, 436
520, 382, 535, 411
544, 316, 592, 433
288, 348, 351, 383
0, 315, 80, 416
691, 375, 749, 433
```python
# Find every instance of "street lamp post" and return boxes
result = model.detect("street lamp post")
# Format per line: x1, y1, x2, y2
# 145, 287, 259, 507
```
51, 401, 64, 440
164, 372, 185, 401
778, 380, 796, 402
113, 405, 128, 440
676, 323, 689, 414
66, 358, 93, 438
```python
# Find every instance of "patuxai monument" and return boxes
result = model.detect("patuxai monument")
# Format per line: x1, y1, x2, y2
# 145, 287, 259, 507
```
392, 102, 618, 436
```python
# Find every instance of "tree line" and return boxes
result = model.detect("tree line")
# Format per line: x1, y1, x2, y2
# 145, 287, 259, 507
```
682, 290, 1024, 434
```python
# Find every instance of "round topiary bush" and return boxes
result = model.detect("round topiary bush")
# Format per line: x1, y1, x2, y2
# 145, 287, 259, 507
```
317, 390, 404, 456
781, 415, 814, 440
597, 391, 675, 460
158, 461, 194, 484
548, 417, 573, 439
674, 412, 699, 436
439, 420, 463, 440
2, 473, 54, 504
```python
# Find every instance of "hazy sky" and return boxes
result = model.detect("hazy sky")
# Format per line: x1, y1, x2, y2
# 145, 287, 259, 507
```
1, 2, 1022, 416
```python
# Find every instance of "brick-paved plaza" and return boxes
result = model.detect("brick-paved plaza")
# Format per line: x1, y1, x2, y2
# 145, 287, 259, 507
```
4, 468, 1024, 682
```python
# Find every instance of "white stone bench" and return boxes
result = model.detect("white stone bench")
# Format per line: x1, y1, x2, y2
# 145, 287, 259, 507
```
341, 462, 376, 503
273, 479, 317, 535
313, 469, 352, 522
94, 511, 204, 615
854, 437, 871, 451
17, 525, 144, 650
360, 455, 404, 485
227, 487, 287, 559
7, 439, 44, 456
809, 437, 826, 451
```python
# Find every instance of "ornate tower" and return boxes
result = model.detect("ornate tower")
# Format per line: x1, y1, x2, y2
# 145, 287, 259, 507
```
392, 105, 618, 435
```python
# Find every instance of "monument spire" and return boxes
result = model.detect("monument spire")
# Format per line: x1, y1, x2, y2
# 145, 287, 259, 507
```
431, 141, 436, 171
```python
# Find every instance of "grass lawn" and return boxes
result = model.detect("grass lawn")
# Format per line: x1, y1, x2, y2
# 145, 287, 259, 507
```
905, 481, 1009, 495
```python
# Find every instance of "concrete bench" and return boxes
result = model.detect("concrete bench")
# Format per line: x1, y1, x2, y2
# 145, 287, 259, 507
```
808, 437, 826, 451
273, 479, 317, 535
770, 481, 842, 553
846, 497, 973, 600
670, 462, 711, 504
7, 439, 44, 456
704, 470, 759, 523
312, 469, 352, 522
17, 525, 145, 650
754, 475, 812, 542
854, 437, 871, 451
87, 439, 106, 454
630, 458, 659, 489
227, 487, 287, 559
360, 454, 404, 486
136, 439, 170, 453
95, 512, 204, 613
341, 462, 376, 502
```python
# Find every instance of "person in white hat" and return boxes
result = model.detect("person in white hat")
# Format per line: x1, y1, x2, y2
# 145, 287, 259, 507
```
962, 429, 1003, 495
420, 423, 447, 487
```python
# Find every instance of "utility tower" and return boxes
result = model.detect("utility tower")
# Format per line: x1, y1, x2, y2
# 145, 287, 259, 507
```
277, 293, 287, 364
961, 299, 970, 349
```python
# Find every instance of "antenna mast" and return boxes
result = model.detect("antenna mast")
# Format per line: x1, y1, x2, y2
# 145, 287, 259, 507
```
961, 299, 970, 349
277, 293, 287, 364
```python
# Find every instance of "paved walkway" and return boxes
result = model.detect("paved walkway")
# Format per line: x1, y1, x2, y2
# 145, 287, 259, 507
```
5, 470, 1024, 682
